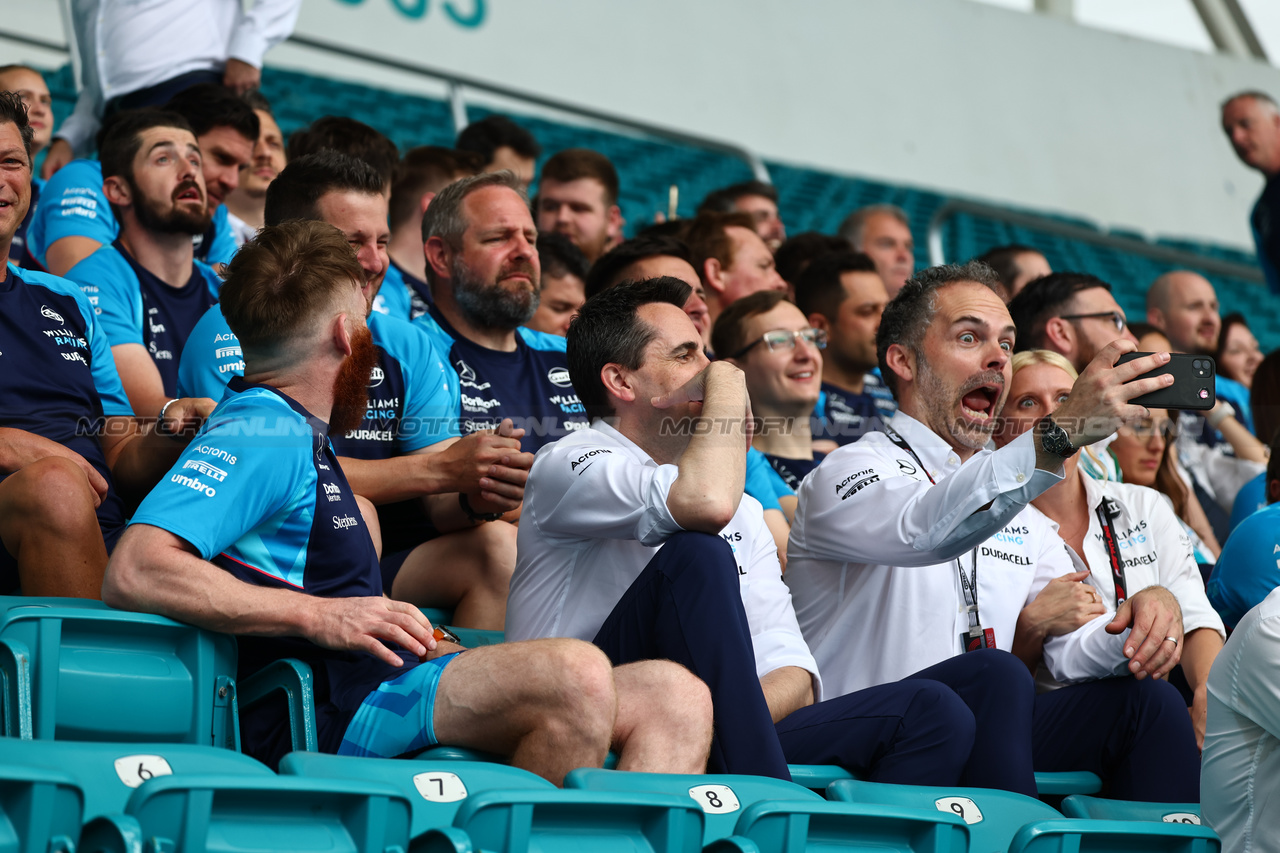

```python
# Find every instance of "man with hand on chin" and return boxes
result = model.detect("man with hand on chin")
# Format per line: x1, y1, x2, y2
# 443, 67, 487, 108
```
787, 261, 1201, 801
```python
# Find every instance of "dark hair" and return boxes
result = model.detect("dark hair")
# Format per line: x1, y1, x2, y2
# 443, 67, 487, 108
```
0, 90, 34, 164
711, 289, 790, 359
684, 211, 759, 285
774, 232, 851, 286
567, 277, 692, 419
537, 232, 589, 282
1252, 350, 1280, 451
240, 90, 274, 116
455, 114, 541, 162
794, 250, 879, 322
264, 150, 384, 227
98, 109, 195, 182
287, 116, 399, 184
696, 180, 778, 215
540, 148, 619, 206
977, 244, 1044, 288
220, 219, 365, 356
164, 83, 258, 141
1215, 312, 1253, 384
1007, 272, 1113, 352
585, 234, 694, 299
876, 261, 1004, 399
389, 146, 483, 231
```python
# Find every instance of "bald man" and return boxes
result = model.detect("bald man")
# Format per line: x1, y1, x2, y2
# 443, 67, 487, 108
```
1221, 92, 1280, 295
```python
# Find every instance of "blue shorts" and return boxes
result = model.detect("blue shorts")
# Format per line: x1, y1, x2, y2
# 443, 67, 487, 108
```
337, 651, 463, 758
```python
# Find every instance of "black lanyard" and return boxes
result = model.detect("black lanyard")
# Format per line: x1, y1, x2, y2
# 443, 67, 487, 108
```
1094, 497, 1128, 606
882, 423, 983, 636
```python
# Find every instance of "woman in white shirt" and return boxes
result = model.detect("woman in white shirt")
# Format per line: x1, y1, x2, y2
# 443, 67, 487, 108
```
994, 349, 1225, 749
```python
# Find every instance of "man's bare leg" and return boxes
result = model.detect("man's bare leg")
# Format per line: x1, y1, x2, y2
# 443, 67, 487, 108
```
431, 638, 615, 785
612, 660, 712, 773
0, 457, 108, 598
391, 521, 516, 629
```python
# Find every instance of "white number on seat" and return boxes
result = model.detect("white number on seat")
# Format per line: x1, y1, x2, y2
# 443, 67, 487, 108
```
935, 796, 983, 824
1163, 813, 1201, 824
688, 784, 739, 814
113, 755, 173, 788
412, 771, 467, 803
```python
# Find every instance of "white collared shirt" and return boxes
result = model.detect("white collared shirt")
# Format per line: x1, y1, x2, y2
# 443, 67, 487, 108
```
1025, 474, 1225, 687
508, 419, 822, 697
786, 412, 1067, 697
1202, 587, 1280, 852
58, 0, 302, 154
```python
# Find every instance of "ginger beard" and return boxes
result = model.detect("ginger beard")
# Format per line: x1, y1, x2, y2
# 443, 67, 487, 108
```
330, 325, 378, 434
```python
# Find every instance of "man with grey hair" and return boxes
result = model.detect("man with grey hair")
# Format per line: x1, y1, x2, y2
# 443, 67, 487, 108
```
414, 171, 588, 452
837, 204, 916, 298
787, 262, 1202, 800
1222, 91, 1280, 295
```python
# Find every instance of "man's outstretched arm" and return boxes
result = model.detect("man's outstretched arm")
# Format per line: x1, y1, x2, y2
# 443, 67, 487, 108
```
105, 524, 438, 666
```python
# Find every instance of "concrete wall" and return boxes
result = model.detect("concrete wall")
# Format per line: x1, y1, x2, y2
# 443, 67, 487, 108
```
7, 0, 1280, 249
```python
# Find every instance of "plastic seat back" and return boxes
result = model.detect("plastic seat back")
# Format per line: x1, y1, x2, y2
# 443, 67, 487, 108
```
0, 603, 238, 747
785, 763, 859, 792
427, 789, 705, 853
567, 767, 821, 845
0, 763, 83, 853
829, 778, 1060, 852
707, 799, 969, 853
280, 752, 552, 838
1035, 770, 1103, 796
3, 737, 271, 822
1009, 818, 1219, 853
81, 774, 412, 853
1060, 795, 1203, 825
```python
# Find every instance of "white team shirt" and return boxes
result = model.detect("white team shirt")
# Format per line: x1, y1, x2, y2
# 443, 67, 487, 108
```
508, 419, 822, 697
1202, 586, 1280, 852
786, 412, 1067, 697
1025, 474, 1225, 688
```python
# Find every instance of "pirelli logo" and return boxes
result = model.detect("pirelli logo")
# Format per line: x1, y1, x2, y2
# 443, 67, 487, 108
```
182, 459, 228, 482
215, 346, 242, 359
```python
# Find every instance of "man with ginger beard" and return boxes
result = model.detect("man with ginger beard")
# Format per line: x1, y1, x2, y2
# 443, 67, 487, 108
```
416, 171, 588, 451
64, 109, 222, 423
105, 219, 715, 778
787, 261, 1200, 799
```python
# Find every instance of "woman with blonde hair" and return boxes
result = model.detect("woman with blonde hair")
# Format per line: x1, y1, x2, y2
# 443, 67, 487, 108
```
994, 349, 1225, 749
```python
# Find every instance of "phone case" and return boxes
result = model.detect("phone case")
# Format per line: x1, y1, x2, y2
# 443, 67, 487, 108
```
1115, 352, 1216, 411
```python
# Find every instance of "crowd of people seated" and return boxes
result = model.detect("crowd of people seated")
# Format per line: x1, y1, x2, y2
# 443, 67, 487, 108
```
4, 40, 1280, 850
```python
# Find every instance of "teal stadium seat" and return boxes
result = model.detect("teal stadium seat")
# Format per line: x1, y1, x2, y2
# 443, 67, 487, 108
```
1061, 795, 1203, 825
702, 799, 969, 853
77, 774, 413, 853
2, 738, 272, 822
1007, 819, 1219, 853
279, 752, 552, 839
417, 789, 705, 853
0, 763, 83, 853
828, 778, 1061, 852
0, 599, 239, 747
566, 767, 822, 845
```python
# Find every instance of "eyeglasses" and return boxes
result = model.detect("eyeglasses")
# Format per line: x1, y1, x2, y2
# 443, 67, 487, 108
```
1121, 419, 1177, 440
729, 328, 827, 359
1060, 311, 1127, 332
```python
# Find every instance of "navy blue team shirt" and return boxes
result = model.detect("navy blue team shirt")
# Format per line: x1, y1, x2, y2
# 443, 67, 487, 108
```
65, 241, 220, 399
130, 377, 424, 764
0, 264, 134, 589
415, 303, 587, 452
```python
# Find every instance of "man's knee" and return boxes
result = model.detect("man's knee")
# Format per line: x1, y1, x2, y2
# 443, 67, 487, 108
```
652, 531, 739, 587
523, 639, 617, 728
901, 681, 978, 747
1, 457, 99, 533
472, 520, 517, 587
1126, 676, 1193, 720
623, 660, 713, 734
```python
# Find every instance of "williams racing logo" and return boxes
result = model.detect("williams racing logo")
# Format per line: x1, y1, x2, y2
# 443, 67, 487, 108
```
40, 305, 65, 324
